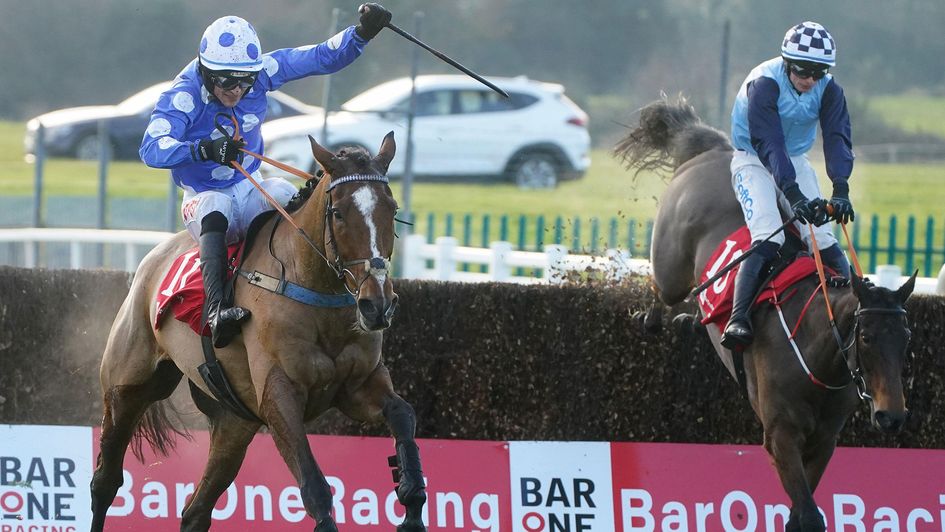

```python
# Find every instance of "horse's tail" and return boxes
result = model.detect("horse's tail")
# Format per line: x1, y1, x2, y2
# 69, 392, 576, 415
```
130, 398, 191, 462
614, 95, 732, 177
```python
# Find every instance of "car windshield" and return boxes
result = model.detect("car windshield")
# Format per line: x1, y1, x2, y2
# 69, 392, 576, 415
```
341, 79, 413, 112
116, 83, 172, 114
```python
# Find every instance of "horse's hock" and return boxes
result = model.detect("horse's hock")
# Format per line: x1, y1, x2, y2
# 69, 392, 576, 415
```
2, 265, 945, 448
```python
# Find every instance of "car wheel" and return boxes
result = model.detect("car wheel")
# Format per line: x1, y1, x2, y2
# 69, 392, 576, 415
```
511, 153, 558, 189
74, 133, 113, 160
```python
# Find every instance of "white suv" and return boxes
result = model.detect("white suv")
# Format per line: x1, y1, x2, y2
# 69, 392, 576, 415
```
261, 75, 590, 188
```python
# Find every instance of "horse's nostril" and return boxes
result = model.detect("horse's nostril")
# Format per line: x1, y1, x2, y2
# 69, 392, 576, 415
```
358, 298, 378, 318
874, 410, 904, 432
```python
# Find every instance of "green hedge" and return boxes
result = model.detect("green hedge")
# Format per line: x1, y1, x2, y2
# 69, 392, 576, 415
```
1, 266, 943, 448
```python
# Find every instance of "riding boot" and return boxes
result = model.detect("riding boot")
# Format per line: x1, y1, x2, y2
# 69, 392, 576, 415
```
721, 241, 778, 350
199, 229, 251, 348
820, 243, 851, 280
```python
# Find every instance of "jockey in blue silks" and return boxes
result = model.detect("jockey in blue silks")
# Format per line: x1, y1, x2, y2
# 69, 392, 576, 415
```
140, 5, 391, 348
722, 21, 856, 350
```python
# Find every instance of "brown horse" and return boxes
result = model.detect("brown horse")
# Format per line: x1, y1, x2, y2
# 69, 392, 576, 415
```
90, 133, 427, 532
615, 97, 916, 532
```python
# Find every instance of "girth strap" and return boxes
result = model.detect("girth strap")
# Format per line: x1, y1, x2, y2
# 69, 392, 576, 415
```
236, 269, 356, 308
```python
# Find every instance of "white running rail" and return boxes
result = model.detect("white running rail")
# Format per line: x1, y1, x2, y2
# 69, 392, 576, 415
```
0, 228, 173, 271
401, 234, 652, 284
1, 229, 941, 294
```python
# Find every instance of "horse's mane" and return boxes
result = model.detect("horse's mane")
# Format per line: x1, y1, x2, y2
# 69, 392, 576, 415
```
285, 177, 319, 213
614, 95, 732, 176
284, 146, 376, 213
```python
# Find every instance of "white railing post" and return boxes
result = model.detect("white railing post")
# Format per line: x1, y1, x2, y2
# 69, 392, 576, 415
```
606, 248, 633, 280
24, 242, 35, 268
70, 241, 82, 269
936, 263, 945, 295
544, 244, 568, 284
435, 236, 457, 281
401, 234, 426, 279
490, 241, 513, 282
125, 243, 137, 272
876, 264, 902, 289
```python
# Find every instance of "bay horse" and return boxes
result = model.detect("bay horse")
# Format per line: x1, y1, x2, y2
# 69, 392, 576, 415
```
615, 97, 916, 532
90, 133, 427, 532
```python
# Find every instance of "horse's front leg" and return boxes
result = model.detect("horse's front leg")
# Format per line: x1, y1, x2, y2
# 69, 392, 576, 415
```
259, 365, 338, 532
764, 427, 825, 532
337, 364, 427, 532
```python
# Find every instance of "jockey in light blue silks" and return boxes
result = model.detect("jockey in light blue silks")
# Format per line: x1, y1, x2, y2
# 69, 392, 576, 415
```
140, 5, 392, 348
722, 21, 856, 350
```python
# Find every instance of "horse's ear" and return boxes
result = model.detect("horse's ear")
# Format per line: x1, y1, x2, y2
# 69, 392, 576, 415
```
850, 270, 866, 297
309, 135, 337, 174
895, 269, 918, 304
373, 131, 396, 175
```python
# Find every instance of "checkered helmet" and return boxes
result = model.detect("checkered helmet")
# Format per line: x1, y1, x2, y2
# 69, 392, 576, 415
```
199, 16, 263, 72
781, 21, 836, 67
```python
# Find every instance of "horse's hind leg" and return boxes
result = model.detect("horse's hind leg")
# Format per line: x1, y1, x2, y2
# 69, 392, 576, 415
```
259, 365, 338, 532
90, 360, 182, 532
337, 364, 427, 532
180, 384, 261, 532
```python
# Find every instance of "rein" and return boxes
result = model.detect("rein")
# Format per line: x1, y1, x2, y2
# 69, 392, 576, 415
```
784, 217, 906, 403
216, 113, 391, 300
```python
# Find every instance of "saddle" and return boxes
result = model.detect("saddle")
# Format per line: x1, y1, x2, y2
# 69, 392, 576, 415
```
697, 226, 836, 334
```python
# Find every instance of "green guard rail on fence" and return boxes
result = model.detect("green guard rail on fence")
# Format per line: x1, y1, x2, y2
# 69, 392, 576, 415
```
400, 212, 945, 277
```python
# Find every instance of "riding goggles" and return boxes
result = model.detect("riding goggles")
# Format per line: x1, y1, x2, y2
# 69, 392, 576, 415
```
788, 62, 828, 80
208, 71, 258, 90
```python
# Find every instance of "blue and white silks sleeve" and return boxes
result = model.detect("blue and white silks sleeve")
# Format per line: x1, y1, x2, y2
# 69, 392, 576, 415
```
260, 26, 367, 91
139, 87, 201, 169
746, 76, 797, 188
819, 79, 854, 184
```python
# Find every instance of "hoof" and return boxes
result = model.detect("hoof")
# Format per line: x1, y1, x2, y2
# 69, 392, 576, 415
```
632, 307, 663, 334
314, 517, 339, 532
643, 308, 663, 334
397, 476, 427, 508
671, 313, 700, 334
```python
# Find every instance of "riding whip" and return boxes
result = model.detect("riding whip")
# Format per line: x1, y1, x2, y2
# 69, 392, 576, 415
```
384, 21, 509, 99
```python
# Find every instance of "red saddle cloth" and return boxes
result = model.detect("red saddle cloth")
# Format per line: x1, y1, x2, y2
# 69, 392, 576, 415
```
154, 243, 243, 335
697, 226, 820, 333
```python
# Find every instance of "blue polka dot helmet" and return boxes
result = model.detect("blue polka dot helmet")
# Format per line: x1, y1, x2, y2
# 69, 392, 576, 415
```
199, 16, 263, 72
781, 21, 836, 67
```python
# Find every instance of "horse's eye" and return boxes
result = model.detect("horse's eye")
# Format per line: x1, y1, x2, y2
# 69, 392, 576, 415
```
331, 208, 343, 220
860, 333, 874, 346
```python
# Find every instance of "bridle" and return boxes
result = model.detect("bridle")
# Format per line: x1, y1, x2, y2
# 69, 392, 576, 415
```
323, 174, 393, 297
839, 305, 910, 404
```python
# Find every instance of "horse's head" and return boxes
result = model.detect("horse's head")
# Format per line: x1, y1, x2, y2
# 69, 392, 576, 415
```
309, 132, 399, 331
848, 270, 916, 432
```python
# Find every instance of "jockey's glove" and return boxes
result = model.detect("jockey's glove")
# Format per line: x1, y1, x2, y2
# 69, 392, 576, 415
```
829, 181, 855, 224
196, 136, 245, 166
783, 183, 821, 225
356, 3, 391, 40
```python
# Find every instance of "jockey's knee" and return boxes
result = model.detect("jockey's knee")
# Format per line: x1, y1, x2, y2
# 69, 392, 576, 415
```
200, 211, 228, 234
261, 178, 297, 206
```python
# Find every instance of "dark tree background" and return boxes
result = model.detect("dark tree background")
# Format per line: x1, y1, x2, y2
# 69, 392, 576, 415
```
2, 0, 943, 143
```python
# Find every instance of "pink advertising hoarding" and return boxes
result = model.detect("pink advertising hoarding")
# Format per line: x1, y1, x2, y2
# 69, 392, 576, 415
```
94, 429, 510, 531
610, 442, 945, 532
2, 425, 943, 531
